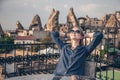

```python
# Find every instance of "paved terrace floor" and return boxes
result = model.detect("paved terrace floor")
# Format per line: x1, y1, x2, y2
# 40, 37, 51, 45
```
5, 74, 70, 80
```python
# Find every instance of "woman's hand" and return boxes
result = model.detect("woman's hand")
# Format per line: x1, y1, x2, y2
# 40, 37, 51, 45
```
59, 32, 65, 37
84, 33, 94, 38
59, 32, 69, 38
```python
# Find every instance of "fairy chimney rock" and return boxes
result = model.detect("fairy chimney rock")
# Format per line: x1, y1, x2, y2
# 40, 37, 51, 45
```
105, 14, 118, 27
115, 11, 120, 22
101, 14, 112, 26
0, 24, 4, 35
44, 9, 59, 32
67, 8, 79, 28
16, 21, 24, 30
29, 14, 43, 31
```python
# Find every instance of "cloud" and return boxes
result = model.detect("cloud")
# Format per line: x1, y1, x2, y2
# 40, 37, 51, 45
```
32, 4, 37, 9
21, 0, 40, 9
44, 5, 53, 12
23, 2, 28, 6
64, 4, 68, 9
78, 3, 101, 12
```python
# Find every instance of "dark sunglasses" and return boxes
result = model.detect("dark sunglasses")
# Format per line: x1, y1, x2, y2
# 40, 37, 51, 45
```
70, 30, 81, 34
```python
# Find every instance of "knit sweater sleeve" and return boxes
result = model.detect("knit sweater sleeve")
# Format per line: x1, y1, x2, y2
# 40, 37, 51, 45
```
87, 31, 103, 54
51, 31, 65, 49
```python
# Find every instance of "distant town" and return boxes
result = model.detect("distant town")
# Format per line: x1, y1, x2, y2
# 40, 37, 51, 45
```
0, 8, 120, 80
0, 8, 120, 48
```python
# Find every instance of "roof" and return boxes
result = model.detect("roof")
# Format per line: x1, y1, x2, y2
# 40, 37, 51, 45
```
78, 17, 87, 20
15, 36, 35, 40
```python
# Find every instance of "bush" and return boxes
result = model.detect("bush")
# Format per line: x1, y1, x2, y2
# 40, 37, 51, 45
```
0, 35, 14, 53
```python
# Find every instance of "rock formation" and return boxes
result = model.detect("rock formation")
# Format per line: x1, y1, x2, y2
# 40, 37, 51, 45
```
16, 21, 24, 30
0, 24, 4, 35
67, 8, 80, 30
29, 14, 43, 31
101, 11, 120, 28
115, 11, 120, 27
115, 11, 120, 22
105, 14, 119, 27
101, 14, 111, 26
84, 15, 91, 27
44, 9, 59, 32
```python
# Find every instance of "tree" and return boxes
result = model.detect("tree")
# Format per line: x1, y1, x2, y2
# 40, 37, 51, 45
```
31, 45, 40, 52
0, 34, 14, 53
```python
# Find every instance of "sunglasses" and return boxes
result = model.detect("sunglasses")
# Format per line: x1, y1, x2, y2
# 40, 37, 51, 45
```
70, 30, 81, 34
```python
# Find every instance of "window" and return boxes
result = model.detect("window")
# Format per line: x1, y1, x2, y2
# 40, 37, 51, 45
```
96, 22, 98, 24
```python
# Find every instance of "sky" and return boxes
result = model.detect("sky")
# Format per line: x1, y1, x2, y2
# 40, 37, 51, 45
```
0, 0, 120, 30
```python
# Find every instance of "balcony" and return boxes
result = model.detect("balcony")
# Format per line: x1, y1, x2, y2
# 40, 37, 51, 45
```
0, 43, 119, 80
0, 28, 120, 80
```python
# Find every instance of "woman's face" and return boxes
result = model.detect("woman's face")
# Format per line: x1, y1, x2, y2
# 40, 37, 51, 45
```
69, 27, 83, 40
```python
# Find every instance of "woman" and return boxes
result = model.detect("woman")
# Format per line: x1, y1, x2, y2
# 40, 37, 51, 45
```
51, 26, 103, 80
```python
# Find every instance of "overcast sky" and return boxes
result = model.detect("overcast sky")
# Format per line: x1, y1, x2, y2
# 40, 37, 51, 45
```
0, 0, 120, 30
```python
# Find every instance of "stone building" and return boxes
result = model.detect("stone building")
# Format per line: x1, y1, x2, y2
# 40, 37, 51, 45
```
14, 36, 35, 44
84, 15, 103, 28
5, 30, 17, 38
33, 30, 50, 41
90, 18, 103, 27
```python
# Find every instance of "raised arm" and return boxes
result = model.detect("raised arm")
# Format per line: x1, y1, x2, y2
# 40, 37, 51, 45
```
51, 31, 66, 49
86, 31, 103, 53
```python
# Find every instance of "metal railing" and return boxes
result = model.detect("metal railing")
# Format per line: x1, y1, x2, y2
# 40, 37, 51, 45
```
0, 43, 60, 77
